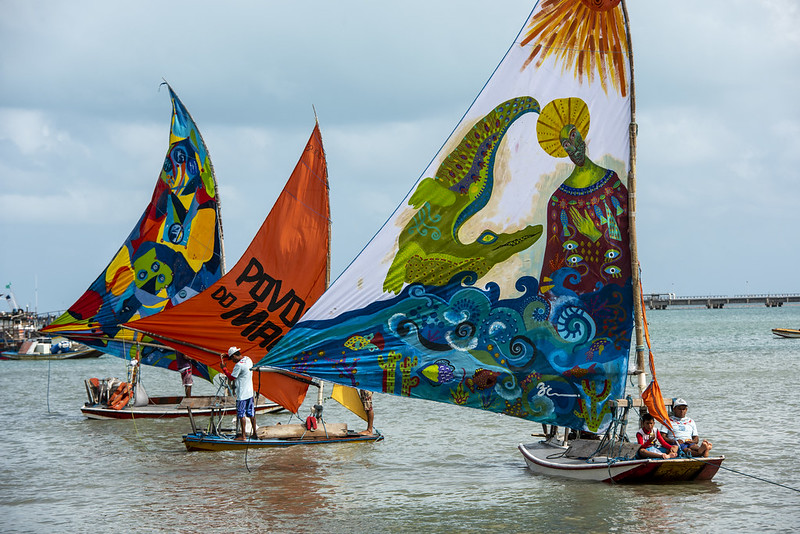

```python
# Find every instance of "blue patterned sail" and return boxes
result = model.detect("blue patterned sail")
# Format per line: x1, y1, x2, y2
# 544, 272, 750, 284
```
43, 85, 224, 381
256, 0, 634, 433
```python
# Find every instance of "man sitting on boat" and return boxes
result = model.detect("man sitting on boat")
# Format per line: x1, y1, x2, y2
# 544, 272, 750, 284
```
219, 346, 259, 441
636, 413, 678, 460
662, 398, 713, 458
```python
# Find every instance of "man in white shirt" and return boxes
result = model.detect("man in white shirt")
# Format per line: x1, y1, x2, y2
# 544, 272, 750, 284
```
220, 346, 258, 440
663, 398, 713, 457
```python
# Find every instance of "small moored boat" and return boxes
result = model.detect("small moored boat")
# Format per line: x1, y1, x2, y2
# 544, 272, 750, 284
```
80, 372, 282, 420
772, 328, 800, 339
1, 337, 102, 360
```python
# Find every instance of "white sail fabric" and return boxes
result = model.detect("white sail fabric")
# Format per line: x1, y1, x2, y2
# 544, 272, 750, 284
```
258, 1, 634, 433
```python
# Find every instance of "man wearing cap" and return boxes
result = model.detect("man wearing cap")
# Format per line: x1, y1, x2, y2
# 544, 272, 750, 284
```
663, 398, 713, 457
220, 346, 258, 440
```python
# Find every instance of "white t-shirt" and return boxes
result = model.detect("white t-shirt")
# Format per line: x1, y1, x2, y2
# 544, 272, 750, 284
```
231, 356, 254, 401
664, 415, 698, 442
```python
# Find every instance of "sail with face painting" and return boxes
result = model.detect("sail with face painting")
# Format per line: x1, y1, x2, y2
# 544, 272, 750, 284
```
256, 0, 635, 433
42, 85, 224, 382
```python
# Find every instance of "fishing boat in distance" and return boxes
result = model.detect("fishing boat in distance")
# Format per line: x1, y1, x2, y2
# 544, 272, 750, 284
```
249, 0, 723, 482
1, 336, 101, 360
771, 328, 800, 339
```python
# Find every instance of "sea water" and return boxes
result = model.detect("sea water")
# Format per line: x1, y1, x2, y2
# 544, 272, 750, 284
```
1, 306, 799, 533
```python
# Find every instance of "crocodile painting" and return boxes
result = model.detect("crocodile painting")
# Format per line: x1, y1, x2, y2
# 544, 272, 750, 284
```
383, 96, 543, 294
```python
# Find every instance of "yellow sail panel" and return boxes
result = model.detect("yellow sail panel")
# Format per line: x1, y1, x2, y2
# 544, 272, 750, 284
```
331, 384, 368, 421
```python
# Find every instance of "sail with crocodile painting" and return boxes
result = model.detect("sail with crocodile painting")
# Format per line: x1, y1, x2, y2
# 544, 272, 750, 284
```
252, 0, 724, 481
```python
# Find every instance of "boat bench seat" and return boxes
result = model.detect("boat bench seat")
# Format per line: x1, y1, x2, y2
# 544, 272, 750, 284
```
257, 422, 348, 439
565, 439, 641, 460
177, 396, 236, 409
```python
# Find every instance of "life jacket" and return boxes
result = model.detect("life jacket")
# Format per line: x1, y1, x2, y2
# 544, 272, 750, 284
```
109, 382, 132, 410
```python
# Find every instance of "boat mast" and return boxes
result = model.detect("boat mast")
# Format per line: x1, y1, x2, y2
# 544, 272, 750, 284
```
621, 0, 647, 397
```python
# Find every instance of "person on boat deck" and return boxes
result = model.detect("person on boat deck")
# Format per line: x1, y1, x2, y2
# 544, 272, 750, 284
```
219, 346, 258, 441
175, 351, 193, 397
662, 398, 713, 457
636, 413, 678, 459
358, 389, 375, 436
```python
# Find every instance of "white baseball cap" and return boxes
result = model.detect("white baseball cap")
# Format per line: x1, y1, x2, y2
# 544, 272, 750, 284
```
673, 398, 688, 407
227, 346, 241, 357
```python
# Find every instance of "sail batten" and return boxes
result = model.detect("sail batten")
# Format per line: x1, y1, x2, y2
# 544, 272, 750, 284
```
256, 1, 635, 433
43, 85, 224, 381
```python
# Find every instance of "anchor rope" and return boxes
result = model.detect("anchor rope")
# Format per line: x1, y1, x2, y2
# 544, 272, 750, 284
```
686, 456, 800, 493
46, 357, 52, 413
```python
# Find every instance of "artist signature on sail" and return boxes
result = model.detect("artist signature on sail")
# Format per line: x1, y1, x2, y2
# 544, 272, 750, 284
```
383, 97, 543, 294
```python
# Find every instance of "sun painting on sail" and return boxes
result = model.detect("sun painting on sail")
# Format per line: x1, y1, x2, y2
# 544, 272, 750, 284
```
520, 0, 629, 97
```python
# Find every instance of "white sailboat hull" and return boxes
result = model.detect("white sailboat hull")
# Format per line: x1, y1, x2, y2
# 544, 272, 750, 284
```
518, 441, 724, 483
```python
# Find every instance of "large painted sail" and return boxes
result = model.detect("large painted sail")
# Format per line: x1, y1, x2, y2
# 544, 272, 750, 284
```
123, 124, 330, 410
257, 0, 634, 433
43, 86, 224, 381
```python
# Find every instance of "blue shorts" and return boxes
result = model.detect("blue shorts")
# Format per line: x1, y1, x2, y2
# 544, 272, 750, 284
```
236, 397, 255, 418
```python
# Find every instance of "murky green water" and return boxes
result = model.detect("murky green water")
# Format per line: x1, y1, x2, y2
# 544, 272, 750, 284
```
2, 306, 799, 533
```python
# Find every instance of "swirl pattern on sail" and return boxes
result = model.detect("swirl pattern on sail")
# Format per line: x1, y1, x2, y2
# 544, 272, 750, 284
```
43, 86, 223, 380
256, 1, 633, 433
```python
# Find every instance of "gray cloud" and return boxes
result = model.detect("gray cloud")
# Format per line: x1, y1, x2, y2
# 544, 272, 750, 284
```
1, 0, 798, 311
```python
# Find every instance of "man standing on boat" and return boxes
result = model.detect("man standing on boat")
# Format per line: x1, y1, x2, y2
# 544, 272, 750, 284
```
220, 346, 258, 441
663, 398, 713, 457
175, 351, 193, 397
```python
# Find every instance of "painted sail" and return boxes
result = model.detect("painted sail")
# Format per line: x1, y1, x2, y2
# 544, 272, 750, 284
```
124, 124, 330, 410
256, 0, 634, 433
43, 85, 224, 381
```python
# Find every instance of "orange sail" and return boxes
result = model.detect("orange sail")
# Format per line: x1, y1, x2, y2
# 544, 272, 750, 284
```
124, 123, 330, 411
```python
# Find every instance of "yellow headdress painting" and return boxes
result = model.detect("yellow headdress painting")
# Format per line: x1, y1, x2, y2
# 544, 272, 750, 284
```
536, 97, 590, 158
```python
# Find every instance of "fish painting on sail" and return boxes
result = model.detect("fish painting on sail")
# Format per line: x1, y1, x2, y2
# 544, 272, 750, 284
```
43, 85, 224, 380
257, 0, 634, 433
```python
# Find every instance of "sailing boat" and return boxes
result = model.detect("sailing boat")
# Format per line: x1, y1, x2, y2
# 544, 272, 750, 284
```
40, 84, 271, 419
251, 1, 723, 481
124, 123, 382, 448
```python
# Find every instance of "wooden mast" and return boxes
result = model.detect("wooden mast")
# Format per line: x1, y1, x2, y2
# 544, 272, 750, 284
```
621, 0, 647, 398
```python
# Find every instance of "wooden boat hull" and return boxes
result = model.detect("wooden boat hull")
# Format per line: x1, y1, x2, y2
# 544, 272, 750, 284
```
772, 328, 800, 338
1, 348, 102, 360
518, 442, 724, 483
81, 395, 283, 420
183, 429, 383, 451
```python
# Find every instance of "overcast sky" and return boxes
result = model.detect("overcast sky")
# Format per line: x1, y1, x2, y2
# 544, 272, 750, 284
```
1, 0, 798, 313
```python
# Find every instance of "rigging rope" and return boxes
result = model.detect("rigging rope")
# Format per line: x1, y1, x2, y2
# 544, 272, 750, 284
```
689, 457, 800, 493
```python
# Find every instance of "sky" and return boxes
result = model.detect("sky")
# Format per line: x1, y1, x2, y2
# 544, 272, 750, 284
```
1, 0, 798, 314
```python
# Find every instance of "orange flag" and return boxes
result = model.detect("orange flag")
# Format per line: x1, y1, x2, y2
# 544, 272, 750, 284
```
638, 279, 672, 429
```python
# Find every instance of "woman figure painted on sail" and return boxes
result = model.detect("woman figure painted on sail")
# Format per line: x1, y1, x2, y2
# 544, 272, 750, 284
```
536, 97, 631, 297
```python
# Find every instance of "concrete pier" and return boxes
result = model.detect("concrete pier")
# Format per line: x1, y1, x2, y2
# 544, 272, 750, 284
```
643, 293, 800, 310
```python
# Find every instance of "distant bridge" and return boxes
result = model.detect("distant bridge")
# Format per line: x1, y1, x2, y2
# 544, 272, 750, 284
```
643, 293, 800, 310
